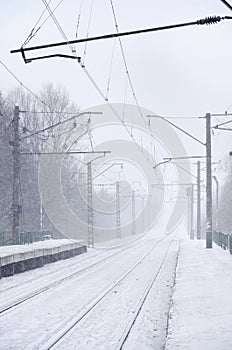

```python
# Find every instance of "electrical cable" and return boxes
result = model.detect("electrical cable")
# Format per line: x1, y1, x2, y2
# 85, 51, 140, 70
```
26, 1, 167, 172
0, 60, 47, 107
212, 118, 232, 128
109, 0, 147, 125
75, 0, 83, 39
22, 0, 66, 48
41, 0, 72, 50
21, 111, 98, 139
108, 0, 159, 167
105, 39, 116, 101
22, 0, 53, 47
21, 110, 81, 114
122, 73, 128, 122
220, 0, 232, 12
82, 0, 94, 65
80, 64, 152, 162
12, 15, 231, 54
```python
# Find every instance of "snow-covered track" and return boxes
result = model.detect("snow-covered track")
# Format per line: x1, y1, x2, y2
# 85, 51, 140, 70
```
0, 234, 154, 315
39, 234, 176, 350
113, 239, 179, 350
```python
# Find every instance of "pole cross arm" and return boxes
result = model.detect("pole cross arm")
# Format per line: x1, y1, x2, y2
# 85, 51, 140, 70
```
147, 115, 205, 146
23, 53, 82, 64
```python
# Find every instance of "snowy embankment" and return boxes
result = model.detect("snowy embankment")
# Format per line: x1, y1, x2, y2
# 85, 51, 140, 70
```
0, 231, 179, 350
165, 237, 232, 350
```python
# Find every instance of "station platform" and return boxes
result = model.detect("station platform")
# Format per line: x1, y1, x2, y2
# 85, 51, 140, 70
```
0, 239, 87, 278
165, 235, 232, 350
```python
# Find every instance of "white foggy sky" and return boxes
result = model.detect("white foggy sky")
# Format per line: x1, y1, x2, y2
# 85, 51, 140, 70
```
1, 0, 232, 181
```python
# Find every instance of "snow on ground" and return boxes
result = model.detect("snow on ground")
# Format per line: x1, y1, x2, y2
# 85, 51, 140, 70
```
122, 240, 179, 350
3, 231, 231, 350
165, 235, 232, 350
0, 239, 84, 257
0, 232, 171, 350
52, 236, 178, 350
0, 247, 97, 292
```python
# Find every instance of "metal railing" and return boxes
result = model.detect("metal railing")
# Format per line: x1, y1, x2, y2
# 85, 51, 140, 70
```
213, 231, 232, 254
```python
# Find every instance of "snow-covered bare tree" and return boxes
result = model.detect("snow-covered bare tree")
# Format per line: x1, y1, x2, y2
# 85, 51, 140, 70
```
0, 85, 88, 243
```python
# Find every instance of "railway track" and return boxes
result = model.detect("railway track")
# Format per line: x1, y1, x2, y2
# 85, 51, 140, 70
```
0, 232, 157, 315
37, 234, 178, 350
114, 239, 180, 350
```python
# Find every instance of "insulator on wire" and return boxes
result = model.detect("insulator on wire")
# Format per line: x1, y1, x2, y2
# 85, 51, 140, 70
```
197, 16, 221, 25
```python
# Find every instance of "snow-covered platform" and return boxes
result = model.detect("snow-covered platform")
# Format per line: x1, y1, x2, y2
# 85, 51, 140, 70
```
166, 236, 232, 350
0, 239, 87, 278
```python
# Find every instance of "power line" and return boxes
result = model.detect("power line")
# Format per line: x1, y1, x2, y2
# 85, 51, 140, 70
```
22, 110, 82, 114
22, 0, 66, 48
105, 39, 116, 101
220, 0, 232, 12
35, 1, 155, 169
22, 0, 53, 47
40, 0, 73, 52
82, 0, 94, 65
109, 0, 147, 125
75, 0, 83, 39
21, 111, 101, 139
11, 16, 231, 54
108, 0, 156, 163
109, 0, 158, 167
0, 60, 47, 107
20, 151, 111, 155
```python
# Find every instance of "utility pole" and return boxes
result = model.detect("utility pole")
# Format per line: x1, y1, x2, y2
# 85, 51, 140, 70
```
190, 184, 194, 240
131, 190, 136, 235
196, 161, 201, 239
115, 181, 121, 239
206, 113, 213, 248
12, 106, 20, 245
87, 162, 94, 248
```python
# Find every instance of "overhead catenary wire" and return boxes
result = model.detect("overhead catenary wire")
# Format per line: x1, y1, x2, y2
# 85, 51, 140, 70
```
122, 73, 128, 122
109, 0, 147, 126
82, 0, 94, 66
0, 60, 47, 107
80, 63, 154, 165
11, 15, 232, 54
22, 0, 65, 48
21, 111, 101, 139
41, 0, 73, 51
21, 110, 82, 114
212, 117, 232, 128
108, 0, 156, 164
16, 1, 220, 174
0, 60, 102, 141
220, 0, 232, 12
21, 0, 52, 47
105, 39, 116, 101
75, 0, 83, 39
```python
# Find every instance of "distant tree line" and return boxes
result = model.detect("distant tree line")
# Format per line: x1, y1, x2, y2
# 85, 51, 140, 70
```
0, 84, 88, 241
